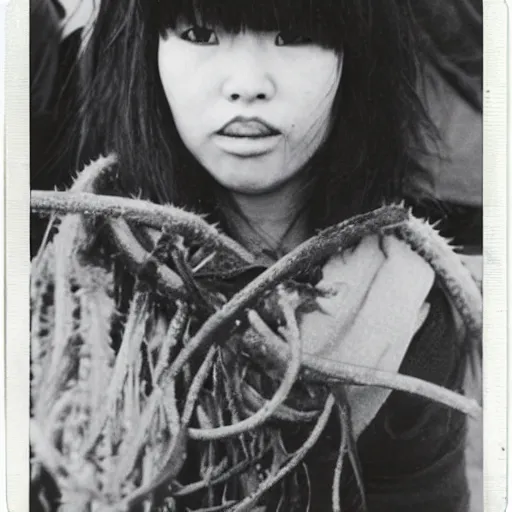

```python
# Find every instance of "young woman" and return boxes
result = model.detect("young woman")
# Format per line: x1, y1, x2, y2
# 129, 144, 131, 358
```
30, 1, 481, 511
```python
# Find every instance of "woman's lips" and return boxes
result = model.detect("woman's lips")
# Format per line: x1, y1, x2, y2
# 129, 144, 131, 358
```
220, 121, 279, 138
214, 132, 281, 157
217, 135, 281, 157
215, 116, 281, 156
217, 116, 281, 138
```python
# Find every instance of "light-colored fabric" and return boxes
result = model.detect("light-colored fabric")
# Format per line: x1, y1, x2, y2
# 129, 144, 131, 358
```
299, 235, 435, 437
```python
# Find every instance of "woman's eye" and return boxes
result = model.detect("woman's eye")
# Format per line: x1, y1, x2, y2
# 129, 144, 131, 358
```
180, 26, 219, 45
275, 31, 313, 46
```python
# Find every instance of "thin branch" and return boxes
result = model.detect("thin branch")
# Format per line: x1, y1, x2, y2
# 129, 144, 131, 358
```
174, 449, 269, 497
190, 502, 238, 512
332, 406, 347, 512
239, 382, 319, 423
394, 218, 482, 341
306, 355, 481, 418
30, 190, 254, 264
154, 302, 189, 382
113, 390, 164, 486
182, 346, 218, 427
231, 395, 336, 512
331, 387, 367, 510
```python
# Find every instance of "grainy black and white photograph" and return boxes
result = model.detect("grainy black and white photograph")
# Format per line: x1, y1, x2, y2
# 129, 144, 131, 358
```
28, 0, 484, 511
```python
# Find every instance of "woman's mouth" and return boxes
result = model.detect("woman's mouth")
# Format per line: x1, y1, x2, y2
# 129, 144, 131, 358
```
215, 116, 281, 156
217, 116, 281, 138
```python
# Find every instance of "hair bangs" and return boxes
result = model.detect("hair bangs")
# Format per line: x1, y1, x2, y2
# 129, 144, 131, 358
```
154, 0, 346, 50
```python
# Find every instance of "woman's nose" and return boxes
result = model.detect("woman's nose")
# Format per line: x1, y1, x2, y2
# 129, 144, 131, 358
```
221, 49, 276, 103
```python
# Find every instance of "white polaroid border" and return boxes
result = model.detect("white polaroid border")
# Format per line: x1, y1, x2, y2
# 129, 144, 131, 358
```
482, 1, 509, 511
0, 1, 7, 510
4, 0, 29, 511
2, 0, 509, 511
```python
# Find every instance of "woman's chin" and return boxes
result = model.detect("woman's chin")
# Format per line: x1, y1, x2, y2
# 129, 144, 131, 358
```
207, 162, 298, 197
219, 177, 295, 197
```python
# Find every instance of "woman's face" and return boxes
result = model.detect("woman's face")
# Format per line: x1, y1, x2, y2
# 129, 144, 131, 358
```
158, 21, 342, 196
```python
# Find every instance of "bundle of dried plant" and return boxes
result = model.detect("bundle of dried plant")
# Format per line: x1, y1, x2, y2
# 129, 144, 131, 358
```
30, 155, 482, 512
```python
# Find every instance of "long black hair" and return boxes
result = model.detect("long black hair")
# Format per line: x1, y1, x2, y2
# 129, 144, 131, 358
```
74, 0, 438, 231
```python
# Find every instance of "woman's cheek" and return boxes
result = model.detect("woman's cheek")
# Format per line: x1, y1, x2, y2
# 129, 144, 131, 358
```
312, 53, 343, 97
158, 42, 200, 98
